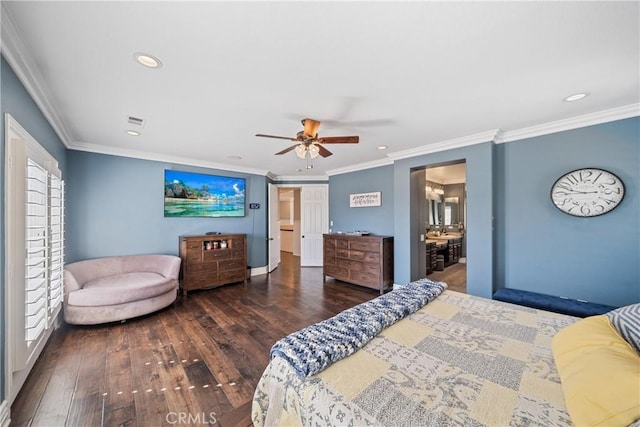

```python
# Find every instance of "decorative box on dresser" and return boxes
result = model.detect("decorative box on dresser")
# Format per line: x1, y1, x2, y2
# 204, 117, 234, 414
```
179, 233, 247, 295
323, 234, 393, 295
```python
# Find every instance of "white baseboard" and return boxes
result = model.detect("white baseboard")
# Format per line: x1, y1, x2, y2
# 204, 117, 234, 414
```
0, 400, 10, 427
250, 265, 268, 276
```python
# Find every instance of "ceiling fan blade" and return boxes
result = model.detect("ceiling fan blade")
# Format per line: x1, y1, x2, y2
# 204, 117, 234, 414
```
275, 145, 298, 155
302, 118, 321, 138
255, 133, 298, 141
316, 144, 333, 157
318, 136, 359, 144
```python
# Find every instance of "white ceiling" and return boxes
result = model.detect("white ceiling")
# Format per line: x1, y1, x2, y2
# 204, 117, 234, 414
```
2, 1, 638, 179
426, 163, 466, 185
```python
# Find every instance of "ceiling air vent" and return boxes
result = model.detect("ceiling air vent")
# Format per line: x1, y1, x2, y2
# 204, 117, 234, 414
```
127, 116, 145, 127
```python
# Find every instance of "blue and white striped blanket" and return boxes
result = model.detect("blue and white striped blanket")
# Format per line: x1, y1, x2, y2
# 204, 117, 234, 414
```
269, 278, 447, 378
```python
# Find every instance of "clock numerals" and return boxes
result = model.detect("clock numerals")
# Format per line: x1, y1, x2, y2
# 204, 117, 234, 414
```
592, 171, 603, 183
601, 187, 621, 196
551, 168, 624, 217
579, 170, 593, 181
566, 174, 579, 185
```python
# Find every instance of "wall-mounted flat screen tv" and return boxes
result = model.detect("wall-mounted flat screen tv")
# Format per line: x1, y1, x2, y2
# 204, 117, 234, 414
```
164, 170, 245, 217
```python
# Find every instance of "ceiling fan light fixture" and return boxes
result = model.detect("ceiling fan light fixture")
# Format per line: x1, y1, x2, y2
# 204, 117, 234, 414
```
295, 144, 307, 159
308, 144, 320, 159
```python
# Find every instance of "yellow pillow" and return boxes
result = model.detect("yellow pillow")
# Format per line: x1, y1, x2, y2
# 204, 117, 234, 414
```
552, 315, 640, 426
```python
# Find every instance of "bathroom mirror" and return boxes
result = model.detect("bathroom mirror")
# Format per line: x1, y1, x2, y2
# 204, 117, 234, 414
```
444, 197, 459, 225
428, 199, 441, 225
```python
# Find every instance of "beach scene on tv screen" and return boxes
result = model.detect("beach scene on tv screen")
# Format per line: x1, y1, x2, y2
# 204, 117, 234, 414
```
164, 170, 245, 217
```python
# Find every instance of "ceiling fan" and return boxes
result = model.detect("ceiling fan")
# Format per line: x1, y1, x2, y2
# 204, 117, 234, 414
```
255, 118, 359, 160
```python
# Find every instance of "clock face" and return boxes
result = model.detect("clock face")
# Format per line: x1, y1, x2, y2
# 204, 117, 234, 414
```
551, 168, 625, 217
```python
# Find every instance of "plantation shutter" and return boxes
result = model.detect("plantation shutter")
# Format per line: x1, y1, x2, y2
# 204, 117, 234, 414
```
49, 174, 65, 315
25, 158, 49, 346
5, 114, 65, 404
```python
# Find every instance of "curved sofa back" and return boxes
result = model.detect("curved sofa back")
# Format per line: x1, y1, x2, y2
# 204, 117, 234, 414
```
65, 254, 181, 290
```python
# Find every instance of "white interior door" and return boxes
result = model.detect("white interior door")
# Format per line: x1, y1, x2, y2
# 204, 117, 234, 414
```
268, 183, 280, 272
300, 185, 328, 266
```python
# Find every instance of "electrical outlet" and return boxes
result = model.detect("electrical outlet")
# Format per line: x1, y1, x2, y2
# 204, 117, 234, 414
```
249, 203, 260, 209
330, 220, 334, 226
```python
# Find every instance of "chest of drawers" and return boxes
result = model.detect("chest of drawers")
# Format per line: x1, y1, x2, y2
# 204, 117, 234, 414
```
323, 234, 393, 294
179, 233, 247, 295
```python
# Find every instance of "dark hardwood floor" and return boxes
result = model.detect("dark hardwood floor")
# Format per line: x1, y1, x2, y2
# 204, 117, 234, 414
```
10, 252, 466, 427
427, 260, 467, 293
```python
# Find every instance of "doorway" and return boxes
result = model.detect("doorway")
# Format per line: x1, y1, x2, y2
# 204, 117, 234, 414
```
278, 187, 301, 264
423, 161, 467, 293
268, 184, 329, 272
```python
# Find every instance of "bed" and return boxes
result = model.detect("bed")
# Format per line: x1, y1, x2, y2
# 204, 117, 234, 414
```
252, 280, 640, 427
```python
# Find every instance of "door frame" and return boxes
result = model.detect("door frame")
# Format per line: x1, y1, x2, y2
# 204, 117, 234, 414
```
269, 183, 329, 267
267, 183, 281, 272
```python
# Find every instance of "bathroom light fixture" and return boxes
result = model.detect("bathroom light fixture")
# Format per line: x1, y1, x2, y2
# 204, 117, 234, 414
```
134, 52, 162, 69
125, 130, 140, 136
563, 92, 589, 102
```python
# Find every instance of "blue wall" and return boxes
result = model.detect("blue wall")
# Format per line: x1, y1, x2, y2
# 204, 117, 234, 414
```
328, 164, 394, 235
494, 117, 639, 307
1, 55, 68, 402
394, 143, 495, 299
329, 118, 639, 307
66, 150, 269, 267
2, 46, 639, 406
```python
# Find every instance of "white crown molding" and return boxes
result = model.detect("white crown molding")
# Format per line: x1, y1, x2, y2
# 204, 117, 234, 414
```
272, 174, 329, 182
386, 129, 501, 161
326, 157, 394, 177
495, 103, 640, 143
0, 5, 73, 147
69, 140, 270, 176
328, 104, 639, 176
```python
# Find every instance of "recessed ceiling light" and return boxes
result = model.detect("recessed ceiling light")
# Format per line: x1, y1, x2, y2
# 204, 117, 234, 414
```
125, 130, 140, 136
563, 92, 589, 102
134, 52, 162, 69
227, 155, 242, 160
377, 145, 388, 150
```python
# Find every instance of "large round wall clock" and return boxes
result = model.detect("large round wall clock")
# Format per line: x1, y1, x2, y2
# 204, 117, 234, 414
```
550, 168, 625, 217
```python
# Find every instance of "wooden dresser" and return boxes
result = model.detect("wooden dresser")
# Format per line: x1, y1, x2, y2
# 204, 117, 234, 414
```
323, 234, 393, 294
179, 233, 247, 295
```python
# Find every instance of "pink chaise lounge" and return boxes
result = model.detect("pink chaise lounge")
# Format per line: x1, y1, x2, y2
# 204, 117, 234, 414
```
63, 254, 181, 325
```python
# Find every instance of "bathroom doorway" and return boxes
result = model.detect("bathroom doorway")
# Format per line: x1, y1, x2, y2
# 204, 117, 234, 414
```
423, 161, 467, 293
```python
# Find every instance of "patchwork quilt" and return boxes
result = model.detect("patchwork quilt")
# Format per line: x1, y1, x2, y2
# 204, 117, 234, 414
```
252, 290, 578, 426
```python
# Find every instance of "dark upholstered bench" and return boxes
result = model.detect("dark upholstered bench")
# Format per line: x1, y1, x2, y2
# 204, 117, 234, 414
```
493, 288, 616, 318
